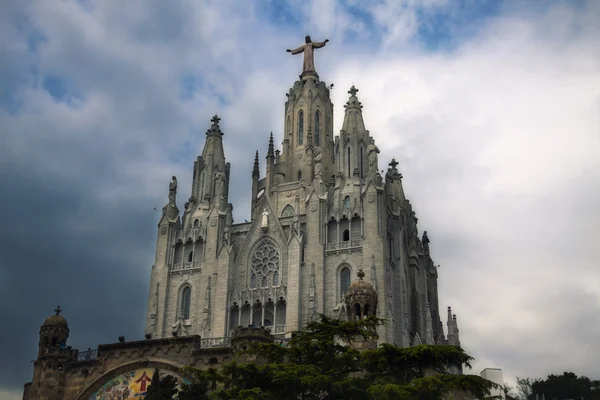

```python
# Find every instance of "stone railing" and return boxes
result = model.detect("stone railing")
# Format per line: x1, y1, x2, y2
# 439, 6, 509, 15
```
200, 337, 231, 348
77, 348, 98, 361
326, 240, 363, 254
170, 262, 202, 275
273, 325, 285, 333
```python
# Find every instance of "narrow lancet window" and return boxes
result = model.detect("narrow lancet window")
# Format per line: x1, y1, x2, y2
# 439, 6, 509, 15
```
181, 287, 191, 319
298, 110, 304, 145
315, 111, 320, 146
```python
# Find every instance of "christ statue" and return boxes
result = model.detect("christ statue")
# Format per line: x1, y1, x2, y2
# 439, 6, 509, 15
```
286, 36, 329, 75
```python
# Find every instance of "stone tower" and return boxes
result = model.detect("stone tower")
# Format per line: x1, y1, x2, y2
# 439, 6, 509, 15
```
27, 307, 77, 400
144, 37, 454, 349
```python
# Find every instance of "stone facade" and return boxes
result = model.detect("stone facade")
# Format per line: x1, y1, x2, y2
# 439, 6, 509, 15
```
23, 51, 463, 400
144, 68, 460, 348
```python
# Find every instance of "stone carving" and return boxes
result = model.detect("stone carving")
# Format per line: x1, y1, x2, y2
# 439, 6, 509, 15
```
215, 171, 226, 199
286, 36, 329, 75
333, 293, 348, 321
168, 176, 177, 204
261, 209, 269, 231
367, 144, 380, 173
314, 150, 323, 179
201, 277, 211, 334
308, 262, 316, 321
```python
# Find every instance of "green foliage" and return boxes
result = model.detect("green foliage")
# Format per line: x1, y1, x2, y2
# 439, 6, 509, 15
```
172, 315, 494, 399
529, 371, 600, 400
145, 368, 179, 400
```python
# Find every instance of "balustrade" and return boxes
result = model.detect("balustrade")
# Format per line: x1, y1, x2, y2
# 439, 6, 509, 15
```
325, 240, 362, 254
200, 337, 231, 348
77, 348, 98, 361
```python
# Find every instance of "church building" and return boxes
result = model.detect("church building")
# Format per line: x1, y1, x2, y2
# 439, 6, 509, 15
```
23, 37, 462, 400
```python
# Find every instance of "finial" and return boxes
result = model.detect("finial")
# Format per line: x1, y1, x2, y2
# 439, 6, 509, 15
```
348, 85, 359, 97
54, 305, 62, 316
389, 158, 399, 169
211, 114, 221, 125
253, 150, 259, 176
267, 132, 274, 157
357, 269, 365, 280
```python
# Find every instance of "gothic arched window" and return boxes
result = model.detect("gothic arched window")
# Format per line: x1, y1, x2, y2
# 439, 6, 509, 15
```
342, 229, 350, 241
315, 111, 320, 146
188, 251, 193, 262
251, 242, 280, 289
344, 196, 351, 210
297, 170, 303, 181
340, 267, 351, 295
181, 287, 191, 319
281, 204, 295, 218
298, 110, 304, 145
251, 273, 257, 289
347, 147, 351, 177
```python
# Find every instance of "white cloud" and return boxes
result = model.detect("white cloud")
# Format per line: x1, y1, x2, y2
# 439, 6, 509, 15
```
1, 0, 598, 392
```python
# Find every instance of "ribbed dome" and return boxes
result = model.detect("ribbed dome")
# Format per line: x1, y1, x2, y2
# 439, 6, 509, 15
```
43, 306, 68, 328
347, 269, 376, 296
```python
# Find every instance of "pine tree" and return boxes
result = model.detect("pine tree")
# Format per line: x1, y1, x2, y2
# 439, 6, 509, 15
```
145, 368, 179, 400
181, 315, 496, 400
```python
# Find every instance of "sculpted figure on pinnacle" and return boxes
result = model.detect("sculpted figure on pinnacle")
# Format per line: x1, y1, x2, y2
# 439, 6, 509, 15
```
287, 35, 329, 75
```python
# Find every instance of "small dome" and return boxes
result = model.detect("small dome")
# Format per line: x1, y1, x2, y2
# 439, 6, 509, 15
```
347, 269, 376, 296
43, 306, 68, 328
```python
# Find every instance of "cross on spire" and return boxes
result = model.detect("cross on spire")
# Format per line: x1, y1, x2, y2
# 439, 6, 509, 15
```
389, 158, 399, 169
54, 305, 62, 316
348, 85, 359, 96
357, 269, 365, 280
211, 114, 221, 125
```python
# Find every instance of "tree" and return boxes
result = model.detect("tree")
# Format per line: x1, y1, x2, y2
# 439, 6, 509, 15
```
515, 377, 535, 400
179, 315, 495, 400
145, 368, 179, 400
530, 372, 600, 400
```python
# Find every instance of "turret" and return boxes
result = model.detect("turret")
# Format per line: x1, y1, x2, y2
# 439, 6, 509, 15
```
345, 269, 378, 350
280, 68, 335, 184
266, 132, 275, 195
338, 86, 378, 180
190, 114, 230, 208
251, 151, 259, 218
30, 307, 76, 400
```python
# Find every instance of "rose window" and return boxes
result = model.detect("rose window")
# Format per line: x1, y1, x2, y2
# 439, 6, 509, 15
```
251, 243, 280, 288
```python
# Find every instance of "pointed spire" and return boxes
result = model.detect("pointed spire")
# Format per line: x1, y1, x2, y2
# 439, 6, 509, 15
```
447, 306, 455, 345
342, 85, 366, 133
206, 114, 223, 137
453, 313, 460, 347
437, 320, 446, 343
267, 132, 274, 158
253, 150, 260, 177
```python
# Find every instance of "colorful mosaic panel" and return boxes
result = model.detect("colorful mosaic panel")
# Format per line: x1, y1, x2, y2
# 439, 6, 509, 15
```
89, 368, 189, 399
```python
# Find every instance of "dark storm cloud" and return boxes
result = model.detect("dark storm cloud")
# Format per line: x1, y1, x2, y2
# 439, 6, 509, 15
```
1, 0, 598, 398
0, 152, 158, 389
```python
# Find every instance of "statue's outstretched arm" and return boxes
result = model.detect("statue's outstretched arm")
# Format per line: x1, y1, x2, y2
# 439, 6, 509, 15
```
288, 44, 306, 54
312, 39, 329, 48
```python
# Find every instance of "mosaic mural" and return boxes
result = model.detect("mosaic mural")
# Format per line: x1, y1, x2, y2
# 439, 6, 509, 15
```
89, 368, 190, 399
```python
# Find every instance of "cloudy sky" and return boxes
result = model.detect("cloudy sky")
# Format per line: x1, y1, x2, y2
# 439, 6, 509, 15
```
1, 0, 599, 397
